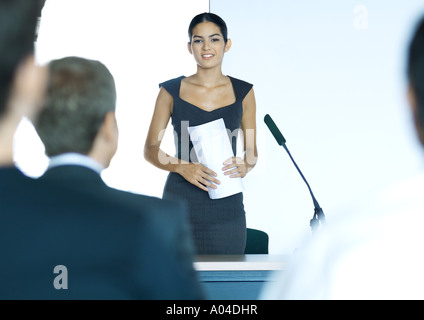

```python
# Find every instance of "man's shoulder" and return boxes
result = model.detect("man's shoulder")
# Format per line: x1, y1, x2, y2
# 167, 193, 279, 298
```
0, 167, 31, 182
104, 186, 187, 219
107, 186, 177, 206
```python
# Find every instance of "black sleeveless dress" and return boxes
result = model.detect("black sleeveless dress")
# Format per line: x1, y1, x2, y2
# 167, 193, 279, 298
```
160, 75, 253, 255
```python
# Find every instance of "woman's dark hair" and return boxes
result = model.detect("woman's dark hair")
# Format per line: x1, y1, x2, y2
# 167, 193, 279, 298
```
188, 12, 228, 44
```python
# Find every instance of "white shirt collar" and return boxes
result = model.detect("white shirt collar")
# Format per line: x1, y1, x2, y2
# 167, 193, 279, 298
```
48, 153, 104, 174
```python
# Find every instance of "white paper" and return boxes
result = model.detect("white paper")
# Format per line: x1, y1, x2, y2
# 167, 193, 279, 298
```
188, 118, 244, 200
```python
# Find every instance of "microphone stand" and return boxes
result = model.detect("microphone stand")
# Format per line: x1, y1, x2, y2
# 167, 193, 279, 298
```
281, 144, 326, 233
264, 114, 326, 233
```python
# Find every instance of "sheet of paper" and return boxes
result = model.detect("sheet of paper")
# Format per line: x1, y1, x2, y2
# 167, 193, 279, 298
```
188, 118, 244, 200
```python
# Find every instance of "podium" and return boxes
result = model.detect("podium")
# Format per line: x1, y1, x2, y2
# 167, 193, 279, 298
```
194, 254, 287, 300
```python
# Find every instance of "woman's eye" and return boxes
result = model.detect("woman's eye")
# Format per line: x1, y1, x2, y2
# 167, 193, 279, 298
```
211, 38, 220, 42
193, 39, 202, 44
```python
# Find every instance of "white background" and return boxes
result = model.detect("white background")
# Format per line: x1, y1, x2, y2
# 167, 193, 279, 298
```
15, 0, 424, 254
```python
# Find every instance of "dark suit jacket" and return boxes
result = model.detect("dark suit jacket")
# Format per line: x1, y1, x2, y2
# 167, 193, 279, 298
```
0, 166, 205, 300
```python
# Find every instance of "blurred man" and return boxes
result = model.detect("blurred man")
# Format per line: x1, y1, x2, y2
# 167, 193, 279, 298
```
0, 0, 204, 299
30, 56, 205, 300
0, 0, 46, 166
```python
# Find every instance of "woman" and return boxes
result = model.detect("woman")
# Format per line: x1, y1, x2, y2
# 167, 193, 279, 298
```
144, 12, 258, 255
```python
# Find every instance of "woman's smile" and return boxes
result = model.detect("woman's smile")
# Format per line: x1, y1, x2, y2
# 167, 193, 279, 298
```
202, 54, 214, 59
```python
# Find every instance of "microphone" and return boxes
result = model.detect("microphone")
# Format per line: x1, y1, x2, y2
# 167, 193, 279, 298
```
264, 114, 286, 146
264, 114, 325, 233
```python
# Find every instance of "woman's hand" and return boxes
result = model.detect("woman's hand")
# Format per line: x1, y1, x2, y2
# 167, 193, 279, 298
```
178, 162, 221, 192
222, 157, 248, 178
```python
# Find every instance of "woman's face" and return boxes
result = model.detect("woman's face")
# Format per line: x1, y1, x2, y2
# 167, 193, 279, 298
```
188, 21, 231, 70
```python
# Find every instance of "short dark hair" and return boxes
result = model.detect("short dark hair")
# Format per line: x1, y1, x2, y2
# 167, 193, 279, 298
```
0, 0, 42, 117
407, 16, 424, 143
188, 12, 228, 44
34, 57, 117, 157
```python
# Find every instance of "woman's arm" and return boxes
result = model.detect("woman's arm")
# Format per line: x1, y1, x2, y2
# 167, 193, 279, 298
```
222, 88, 258, 178
144, 88, 221, 191
144, 87, 179, 173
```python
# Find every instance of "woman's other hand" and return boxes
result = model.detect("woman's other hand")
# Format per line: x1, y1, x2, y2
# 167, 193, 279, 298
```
222, 157, 247, 178
178, 162, 220, 192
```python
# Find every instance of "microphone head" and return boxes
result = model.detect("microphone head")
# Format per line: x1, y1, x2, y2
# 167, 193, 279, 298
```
264, 114, 286, 145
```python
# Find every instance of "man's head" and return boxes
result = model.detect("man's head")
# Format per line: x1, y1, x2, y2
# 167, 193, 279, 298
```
0, 0, 44, 117
0, 0, 47, 165
407, 15, 424, 146
34, 56, 118, 168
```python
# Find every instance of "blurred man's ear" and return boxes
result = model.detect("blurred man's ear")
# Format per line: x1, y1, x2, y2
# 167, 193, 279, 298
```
408, 84, 418, 112
0, 55, 47, 165
7, 55, 48, 122
89, 111, 118, 168
103, 112, 119, 145
408, 84, 424, 146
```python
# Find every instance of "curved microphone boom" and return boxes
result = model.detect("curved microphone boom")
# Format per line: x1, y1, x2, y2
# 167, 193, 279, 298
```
264, 114, 326, 233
